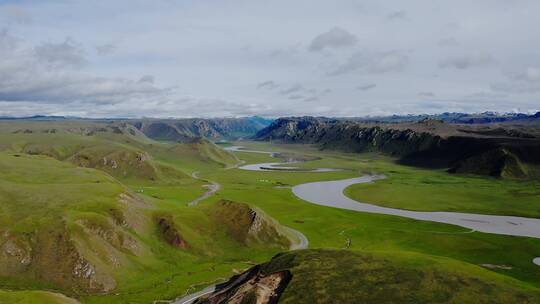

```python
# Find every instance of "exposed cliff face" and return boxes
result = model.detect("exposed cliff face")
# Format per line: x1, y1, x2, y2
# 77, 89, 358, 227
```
1, 224, 118, 294
255, 117, 540, 178
131, 117, 272, 142
194, 265, 292, 304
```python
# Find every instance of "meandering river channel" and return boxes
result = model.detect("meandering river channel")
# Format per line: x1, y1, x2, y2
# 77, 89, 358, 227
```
226, 145, 540, 260
175, 145, 540, 303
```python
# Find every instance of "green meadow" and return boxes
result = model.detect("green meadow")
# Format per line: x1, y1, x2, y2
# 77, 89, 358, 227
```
1, 123, 540, 303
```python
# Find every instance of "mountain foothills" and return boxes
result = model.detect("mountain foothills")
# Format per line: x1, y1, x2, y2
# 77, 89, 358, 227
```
255, 116, 540, 179
0, 120, 292, 303
0, 114, 539, 304
0, 116, 272, 142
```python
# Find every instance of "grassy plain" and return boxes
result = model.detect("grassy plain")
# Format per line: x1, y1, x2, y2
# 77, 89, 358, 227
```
345, 160, 540, 218
201, 141, 540, 289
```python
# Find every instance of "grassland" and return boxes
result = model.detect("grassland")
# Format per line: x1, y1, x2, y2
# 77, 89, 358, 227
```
200, 141, 540, 288
345, 159, 540, 218
0, 123, 295, 303
0, 290, 80, 304
263, 249, 540, 303
1, 121, 540, 303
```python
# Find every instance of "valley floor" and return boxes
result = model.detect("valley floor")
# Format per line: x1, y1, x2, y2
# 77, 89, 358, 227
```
1, 129, 540, 303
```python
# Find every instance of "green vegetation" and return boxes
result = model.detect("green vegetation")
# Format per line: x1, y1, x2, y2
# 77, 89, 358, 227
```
1, 121, 540, 303
0, 123, 291, 303
263, 249, 540, 303
0, 290, 80, 304
344, 157, 540, 218
211, 200, 293, 249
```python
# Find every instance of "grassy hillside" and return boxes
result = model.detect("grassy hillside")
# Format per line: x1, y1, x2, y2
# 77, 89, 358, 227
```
0, 123, 286, 303
199, 249, 540, 303
0, 290, 80, 304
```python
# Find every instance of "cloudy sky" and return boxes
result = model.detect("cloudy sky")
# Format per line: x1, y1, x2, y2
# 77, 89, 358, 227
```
1, 0, 539, 118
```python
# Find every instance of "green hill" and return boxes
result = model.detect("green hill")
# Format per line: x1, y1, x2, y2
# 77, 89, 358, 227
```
196, 249, 540, 304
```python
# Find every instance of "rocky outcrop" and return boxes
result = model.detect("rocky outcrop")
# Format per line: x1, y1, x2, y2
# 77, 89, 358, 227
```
211, 200, 293, 249
194, 265, 292, 304
156, 216, 189, 249
69, 148, 159, 180
0, 227, 117, 294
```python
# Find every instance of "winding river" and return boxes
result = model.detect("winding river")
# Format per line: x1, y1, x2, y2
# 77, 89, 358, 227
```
225, 146, 338, 172
175, 145, 540, 303
292, 175, 540, 239
226, 146, 540, 257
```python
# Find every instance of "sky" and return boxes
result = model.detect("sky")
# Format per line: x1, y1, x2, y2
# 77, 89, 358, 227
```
0, 0, 539, 118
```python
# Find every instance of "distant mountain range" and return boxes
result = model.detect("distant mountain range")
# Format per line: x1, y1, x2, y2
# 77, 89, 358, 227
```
0, 116, 273, 141
254, 116, 540, 179
355, 111, 540, 124
2, 111, 539, 124
128, 117, 273, 141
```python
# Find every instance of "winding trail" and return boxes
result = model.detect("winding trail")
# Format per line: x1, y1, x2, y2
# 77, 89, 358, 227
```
188, 172, 221, 206
284, 225, 309, 250
173, 285, 216, 304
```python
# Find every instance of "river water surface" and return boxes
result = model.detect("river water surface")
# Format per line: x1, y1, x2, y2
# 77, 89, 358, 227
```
229, 145, 540, 262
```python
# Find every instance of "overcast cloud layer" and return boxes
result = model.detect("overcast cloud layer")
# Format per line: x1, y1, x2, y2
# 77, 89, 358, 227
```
0, 0, 539, 118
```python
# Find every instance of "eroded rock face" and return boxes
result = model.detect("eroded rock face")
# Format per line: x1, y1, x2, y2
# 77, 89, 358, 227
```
194, 265, 292, 304
156, 216, 189, 249
0, 234, 32, 273
0, 225, 119, 294
211, 200, 291, 249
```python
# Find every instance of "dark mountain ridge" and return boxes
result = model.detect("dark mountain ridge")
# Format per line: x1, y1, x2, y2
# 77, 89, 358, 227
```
0, 116, 272, 141
255, 117, 540, 179
129, 116, 272, 141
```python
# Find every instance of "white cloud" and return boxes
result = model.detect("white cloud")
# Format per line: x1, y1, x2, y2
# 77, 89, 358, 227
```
437, 37, 458, 47
34, 38, 86, 69
490, 67, 540, 93
95, 43, 116, 56
257, 80, 279, 90
418, 91, 435, 97
138, 75, 155, 84
513, 67, 540, 82
0, 34, 170, 106
0, 28, 19, 52
439, 52, 495, 69
356, 84, 377, 91
386, 10, 408, 21
279, 84, 304, 95
309, 27, 358, 52
288, 94, 304, 100
0, 0, 539, 117
329, 50, 408, 76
